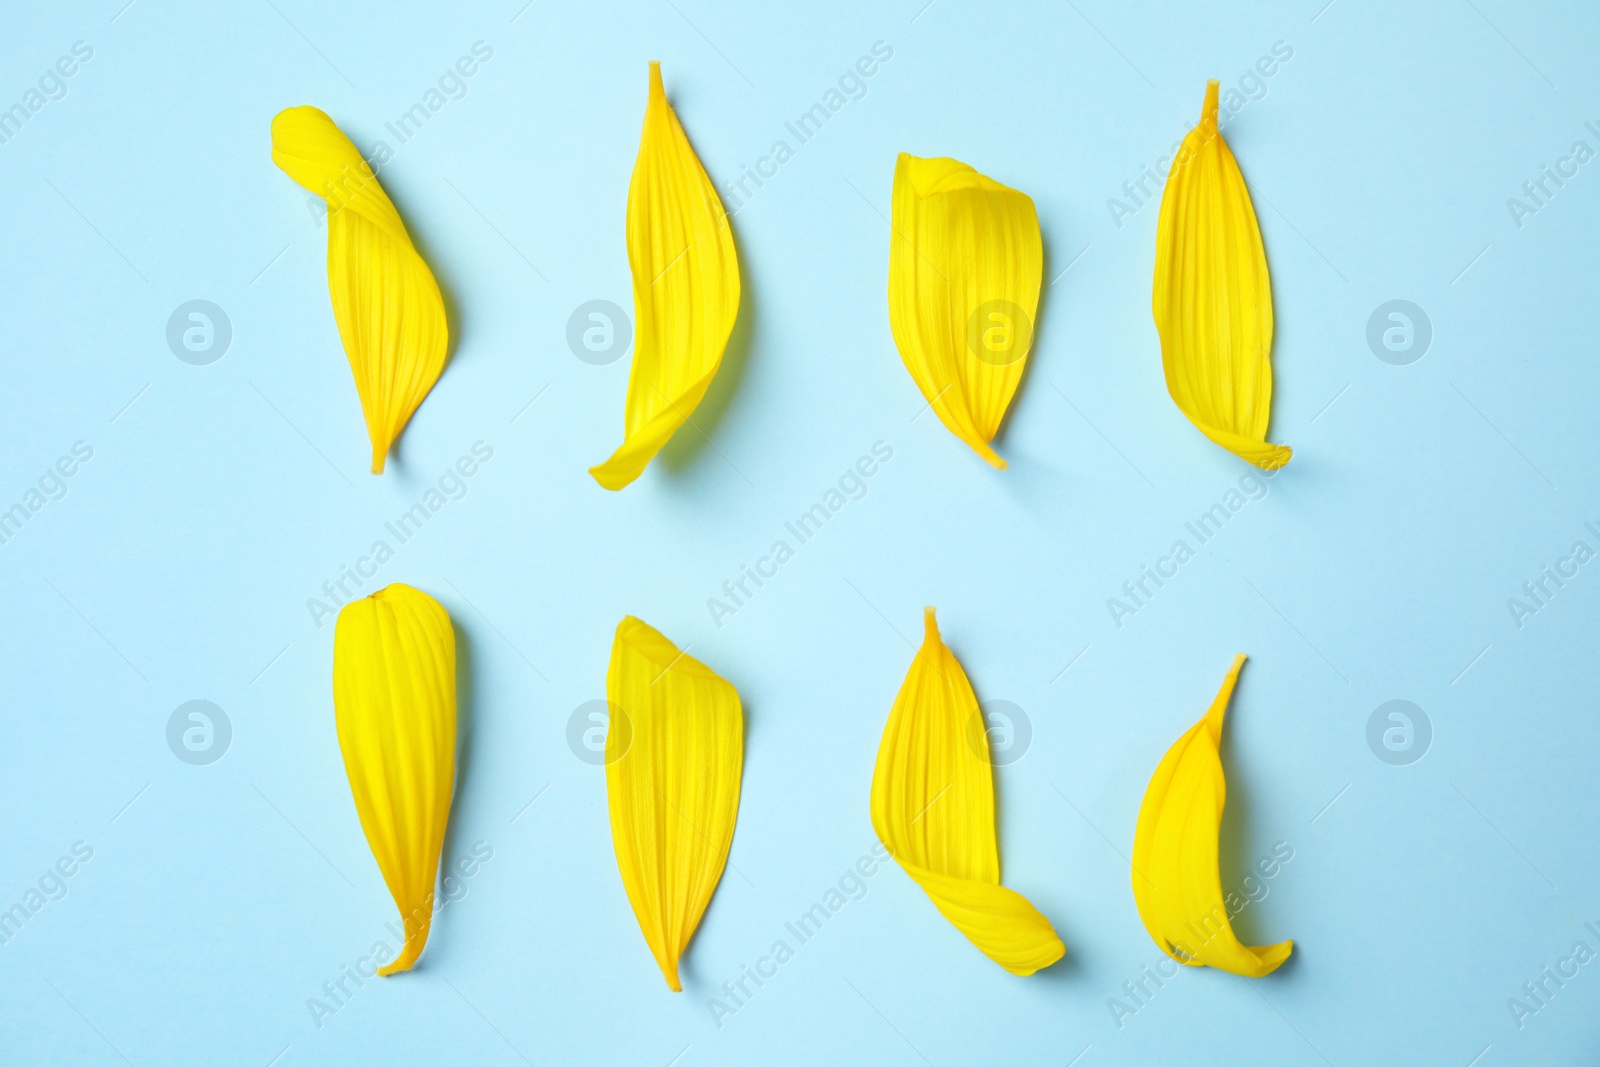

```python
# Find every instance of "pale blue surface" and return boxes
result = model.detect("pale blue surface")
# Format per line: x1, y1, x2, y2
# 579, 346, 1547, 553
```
2, 0, 1598, 1064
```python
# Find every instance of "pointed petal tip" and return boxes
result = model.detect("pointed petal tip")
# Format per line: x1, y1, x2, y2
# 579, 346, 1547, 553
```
963, 432, 1007, 469
1202, 79, 1221, 130
375, 929, 427, 976
1243, 939, 1294, 977
1203, 654, 1247, 737
648, 60, 664, 96
922, 606, 939, 641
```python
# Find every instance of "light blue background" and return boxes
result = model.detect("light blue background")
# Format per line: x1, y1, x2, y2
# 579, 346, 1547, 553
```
2, 0, 1597, 1063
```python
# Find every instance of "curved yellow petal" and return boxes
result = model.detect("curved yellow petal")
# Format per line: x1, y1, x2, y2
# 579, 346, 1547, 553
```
870, 608, 1064, 975
590, 63, 740, 491
1131, 654, 1293, 977
888, 154, 1041, 470
331, 583, 456, 976
1152, 82, 1291, 471
606, 616, 743, 990
271, 105, 449, 475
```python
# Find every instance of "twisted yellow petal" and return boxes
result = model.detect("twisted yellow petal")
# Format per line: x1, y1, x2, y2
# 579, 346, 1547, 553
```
272, 105, 449, 474
606, 616, 743, 990
1131, 654, 1293, 977
888, 154, 1041, 469
1152, 82, 1291, 470
590, 63, 740, 491
332, 583, 456, 976
870, 608, 1064, 975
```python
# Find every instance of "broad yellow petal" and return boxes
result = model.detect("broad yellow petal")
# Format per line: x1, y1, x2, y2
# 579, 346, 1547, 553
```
590, 63, 740, 491
606, 616, 743, 989
888, 154, 1041, 469
1152, 82, 1291, 470
332, 583, 456, 976
1131, 654, 1293, 977
272, 106, 449, 474
870, 608, 1064, 975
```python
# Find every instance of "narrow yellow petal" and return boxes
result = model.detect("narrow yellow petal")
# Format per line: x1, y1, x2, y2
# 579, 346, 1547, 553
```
331, 583, 456, 976
606, 616, 743, 989
590, 63, 740, 491
888, 154, 1041, 469
1131, 654, 1293, 977
1152, 82, 1291, 470
272, 106, 449, 474
870, 608, 1064, 975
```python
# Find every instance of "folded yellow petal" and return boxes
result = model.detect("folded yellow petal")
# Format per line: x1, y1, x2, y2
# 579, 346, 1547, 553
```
332, 582, 456, 976
590, 63, 741, 491
1152, 81, 1291, 470
272, 106, 449, 475
870, 608, 1064, 975
888, 154, 1041, 469
1131, 654, 1293, 977
606, 616, 743, 990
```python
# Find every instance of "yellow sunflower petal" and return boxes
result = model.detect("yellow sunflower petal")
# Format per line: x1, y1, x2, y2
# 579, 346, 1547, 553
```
331, 582, 456, 976
870, 608, 1064, 975
271, 105, 449, 475
1152, 81, 1291, 470
1131, 653, 1293, 977
888, 154, 1041, 470
606, 616, 743, 990
590, 63, 740, 491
